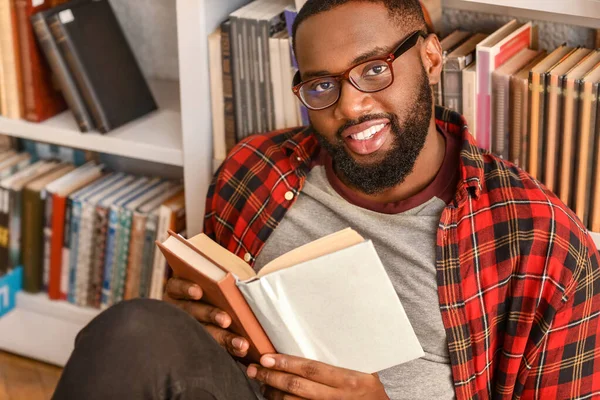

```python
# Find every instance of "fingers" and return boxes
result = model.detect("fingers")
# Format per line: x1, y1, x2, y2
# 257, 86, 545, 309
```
167, 297, 232, 328
262, 385, 306, 400
165, 277, 203, 300
203, 324, 250, 358
258, 354, 354, 388
247, 364, 335, 399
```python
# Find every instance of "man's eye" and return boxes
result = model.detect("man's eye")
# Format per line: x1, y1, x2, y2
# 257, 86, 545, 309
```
311, 81, 336, 93
364, 64, 388, 77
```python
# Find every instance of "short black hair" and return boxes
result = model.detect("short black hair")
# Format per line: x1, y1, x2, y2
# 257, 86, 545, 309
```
292, 0, 428, 57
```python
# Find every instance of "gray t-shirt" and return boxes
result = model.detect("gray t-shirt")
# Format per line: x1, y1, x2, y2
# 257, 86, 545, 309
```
254, 165, 455, 399
253, 128, 460, 399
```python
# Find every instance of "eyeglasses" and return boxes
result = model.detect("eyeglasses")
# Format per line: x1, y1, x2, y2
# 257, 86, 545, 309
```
292, 30, 427, 111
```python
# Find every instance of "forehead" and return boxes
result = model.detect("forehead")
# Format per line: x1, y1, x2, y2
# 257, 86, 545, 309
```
295, 2, 400, 73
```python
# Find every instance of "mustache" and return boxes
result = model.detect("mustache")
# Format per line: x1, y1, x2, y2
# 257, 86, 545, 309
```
335, 113, 396, 138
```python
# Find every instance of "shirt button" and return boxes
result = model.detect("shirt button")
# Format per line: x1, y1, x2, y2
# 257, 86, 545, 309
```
284, 191, 294, 201
296, 156, 302, 162
243, 253, 252, 262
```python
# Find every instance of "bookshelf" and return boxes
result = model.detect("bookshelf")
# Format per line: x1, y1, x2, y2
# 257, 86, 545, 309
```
0, 79, 183, 167
0, 0, 599, 369
442, 0, 600, 29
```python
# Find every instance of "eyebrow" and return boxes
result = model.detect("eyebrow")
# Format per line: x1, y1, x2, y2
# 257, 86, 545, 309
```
301, 45, 390, 81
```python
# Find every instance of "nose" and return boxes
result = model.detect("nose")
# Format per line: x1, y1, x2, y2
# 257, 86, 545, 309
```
332, 80, 374, 121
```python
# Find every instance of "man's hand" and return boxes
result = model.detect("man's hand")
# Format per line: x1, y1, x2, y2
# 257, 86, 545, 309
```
163, 276, 250, 358
246, 354, 389, 400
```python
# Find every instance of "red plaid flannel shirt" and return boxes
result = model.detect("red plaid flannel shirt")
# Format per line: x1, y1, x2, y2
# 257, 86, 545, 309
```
203, 107, 600, 399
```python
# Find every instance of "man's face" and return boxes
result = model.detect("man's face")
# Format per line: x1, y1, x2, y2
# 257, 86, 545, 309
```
295, 2, 437, 194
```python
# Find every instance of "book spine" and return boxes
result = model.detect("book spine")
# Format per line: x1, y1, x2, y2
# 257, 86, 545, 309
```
590, 89, 600, 232
0, 188, 8, 276
42, 190, 52, 290
16, 0, 66, 122
101, 207, 119, 308
443, 58, 465, 113
251, 18, 264, 133
67, 199, 81, 303
124, 212, 146, 300
543, 75, 562, 192
139, 212, 158, 298
15, 0, 36, 120
260, 17, 276, 132
242, 16, 256, 136
7, 188, 23, 270
21, 187, 43, 292
88, 205, 109, 308
475, 49, 491, 150
230, 16, 247, 141
585, 84, 599, 228
59, 195, 73, 300
221, 21, 237, 154
491, 73, 506, 158
31, 14, 93, 131
0, 0, 24, 119
48, 14, 110, 132
75, 203, 94, 306
462, 65, 477, 139
110, 209, 132, 304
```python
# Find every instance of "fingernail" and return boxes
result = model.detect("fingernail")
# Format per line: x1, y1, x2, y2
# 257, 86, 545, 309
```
216, 313, 228, 327
261, 356, 275, 368
188, 286, 201, 298
246, 365, 257, 378
232, 337, 244, 349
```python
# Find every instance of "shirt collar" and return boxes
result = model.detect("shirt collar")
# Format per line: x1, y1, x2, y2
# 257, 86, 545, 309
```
282, 106, 485, 203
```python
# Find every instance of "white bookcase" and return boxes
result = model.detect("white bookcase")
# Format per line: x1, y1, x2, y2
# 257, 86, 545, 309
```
0, 0, 599, 367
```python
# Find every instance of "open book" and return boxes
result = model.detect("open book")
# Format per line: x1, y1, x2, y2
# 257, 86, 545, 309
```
156, 228, 424, 373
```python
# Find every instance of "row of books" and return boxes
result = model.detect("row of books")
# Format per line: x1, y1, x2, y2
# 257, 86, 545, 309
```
209, 0, 307, 161
0, 0, 156, 132
0, 150, 185, 309
435, 21, 600, 231
209, 0, 443, 161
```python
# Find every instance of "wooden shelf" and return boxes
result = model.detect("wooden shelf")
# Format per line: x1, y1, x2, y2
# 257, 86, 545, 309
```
0, 292, 99, 366
0, 79, 183, 167
443, 0, 600, 29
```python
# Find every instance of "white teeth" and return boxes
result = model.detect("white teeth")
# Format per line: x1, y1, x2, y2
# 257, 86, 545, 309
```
350, 123, 385, 141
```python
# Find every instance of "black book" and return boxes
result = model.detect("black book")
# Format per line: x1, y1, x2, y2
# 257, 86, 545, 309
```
31, 0, 95, 132
46, 0, 157, 133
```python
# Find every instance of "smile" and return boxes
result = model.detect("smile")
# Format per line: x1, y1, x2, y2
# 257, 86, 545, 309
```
349, 123, 386, 141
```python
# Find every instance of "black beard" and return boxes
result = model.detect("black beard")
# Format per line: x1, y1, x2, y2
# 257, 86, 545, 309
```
312, 67, 433, 195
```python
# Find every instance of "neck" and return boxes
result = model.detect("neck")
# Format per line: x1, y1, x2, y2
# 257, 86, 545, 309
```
335, 117, 445, 204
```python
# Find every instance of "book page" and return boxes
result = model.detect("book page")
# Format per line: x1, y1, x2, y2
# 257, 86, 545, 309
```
187, 233, 257, 281
238, 240, 424, 373
258, 228, 364, 277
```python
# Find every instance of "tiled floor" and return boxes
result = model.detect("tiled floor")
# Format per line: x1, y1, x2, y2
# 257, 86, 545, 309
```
0, 351, 62, 400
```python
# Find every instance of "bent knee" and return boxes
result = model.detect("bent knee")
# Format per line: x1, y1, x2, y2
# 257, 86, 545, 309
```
76, 299, 192, 346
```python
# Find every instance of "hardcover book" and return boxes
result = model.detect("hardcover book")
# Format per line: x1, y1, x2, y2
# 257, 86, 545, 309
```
47, 0, 157, 132
157, 228, 424, 373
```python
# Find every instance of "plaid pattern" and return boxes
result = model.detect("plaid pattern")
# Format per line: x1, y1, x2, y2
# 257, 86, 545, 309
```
204, 107, 600, 399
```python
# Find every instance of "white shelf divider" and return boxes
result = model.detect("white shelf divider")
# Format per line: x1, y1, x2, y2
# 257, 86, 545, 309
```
0, 292, 99, 366
0, 79, 183, 167
443, 0, 600, 29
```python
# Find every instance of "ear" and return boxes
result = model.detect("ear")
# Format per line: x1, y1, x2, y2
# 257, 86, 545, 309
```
420, 34, 443, 86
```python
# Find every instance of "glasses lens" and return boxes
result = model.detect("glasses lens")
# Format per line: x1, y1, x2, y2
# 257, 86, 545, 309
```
349, 60, 393, 92
299, 77, 340, 110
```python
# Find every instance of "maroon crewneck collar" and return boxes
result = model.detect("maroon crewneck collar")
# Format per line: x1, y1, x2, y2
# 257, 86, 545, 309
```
320, 126, 460, 214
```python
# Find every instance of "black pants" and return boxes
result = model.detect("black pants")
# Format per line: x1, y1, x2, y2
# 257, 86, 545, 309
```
52, 298, 260, 399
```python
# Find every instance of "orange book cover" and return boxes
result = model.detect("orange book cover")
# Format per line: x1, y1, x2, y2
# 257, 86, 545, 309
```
14, 0, 67, 122
47, 193, 66, 300
156, 231, 276, 363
